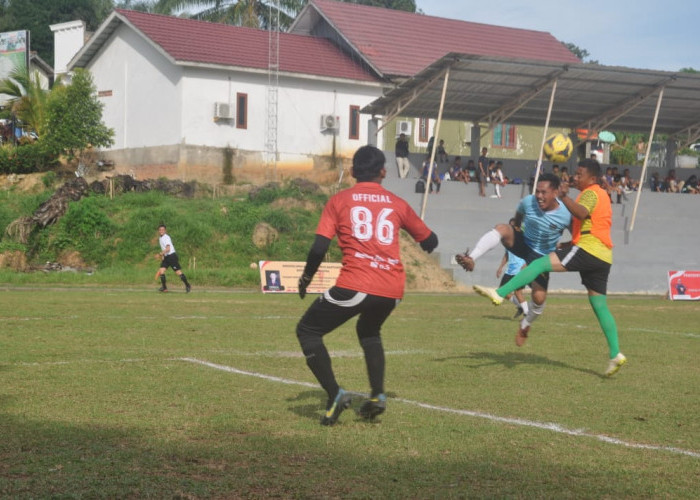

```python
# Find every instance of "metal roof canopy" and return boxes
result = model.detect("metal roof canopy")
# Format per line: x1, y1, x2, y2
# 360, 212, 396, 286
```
363, 53, 700, 145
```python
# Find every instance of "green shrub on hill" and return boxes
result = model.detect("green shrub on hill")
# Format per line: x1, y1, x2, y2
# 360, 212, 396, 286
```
0, 181, 340, 287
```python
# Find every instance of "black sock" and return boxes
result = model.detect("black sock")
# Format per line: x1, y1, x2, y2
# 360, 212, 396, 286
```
160, 275, 166, 288
180, 274, 190, 286
297, 330, 338, 403
360, 336, 385, 397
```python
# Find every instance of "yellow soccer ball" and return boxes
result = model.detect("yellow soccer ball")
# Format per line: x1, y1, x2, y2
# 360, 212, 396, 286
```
543, 133, 573, 163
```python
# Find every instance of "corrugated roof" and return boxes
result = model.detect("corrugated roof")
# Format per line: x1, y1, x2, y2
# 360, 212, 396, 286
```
72, 9, 379, 83
363, 53, 700, 139
291, 0, 580, 78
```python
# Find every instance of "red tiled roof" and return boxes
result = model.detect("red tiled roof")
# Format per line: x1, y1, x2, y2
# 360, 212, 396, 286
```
116, 9, 378, 83
306, 0, 580, 77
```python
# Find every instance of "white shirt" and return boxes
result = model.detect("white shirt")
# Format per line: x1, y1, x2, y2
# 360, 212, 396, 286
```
159, 233, 175, 255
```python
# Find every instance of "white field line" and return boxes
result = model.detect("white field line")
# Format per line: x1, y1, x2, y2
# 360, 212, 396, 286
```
180, 357, 700, 460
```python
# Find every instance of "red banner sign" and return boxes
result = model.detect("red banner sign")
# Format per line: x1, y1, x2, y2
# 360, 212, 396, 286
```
668, 270, 700, 301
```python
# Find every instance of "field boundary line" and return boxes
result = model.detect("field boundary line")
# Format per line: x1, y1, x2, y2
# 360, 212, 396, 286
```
180, 357, 700, 460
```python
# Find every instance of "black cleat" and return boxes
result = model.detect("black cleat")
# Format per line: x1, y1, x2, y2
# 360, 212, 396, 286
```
358, 394, 386, 420
158, 286, 168, 293
320, 388, 352, 426
186, 284, 191, 293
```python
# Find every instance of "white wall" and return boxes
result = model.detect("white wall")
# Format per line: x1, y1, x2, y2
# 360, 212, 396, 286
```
180, 66, 383, 161
87, 25, 183, 150
86, 22, 384, 163
50, 20, 85, 79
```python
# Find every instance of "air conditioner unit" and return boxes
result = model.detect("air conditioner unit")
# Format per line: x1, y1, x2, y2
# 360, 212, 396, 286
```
320, 114, 340, 132
397, 120, 412, 136
214, 102, 234, 121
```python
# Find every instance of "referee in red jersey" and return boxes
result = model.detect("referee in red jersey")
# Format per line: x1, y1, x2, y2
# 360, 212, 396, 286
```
296, 145, 438, 426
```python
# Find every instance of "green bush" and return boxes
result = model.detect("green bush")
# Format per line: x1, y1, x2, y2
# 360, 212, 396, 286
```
0, 141, 58, 174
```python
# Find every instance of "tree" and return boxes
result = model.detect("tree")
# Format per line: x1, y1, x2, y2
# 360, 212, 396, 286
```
0, 64, 51, 137
43, 69, 114, 162
0, 0, 112, 70
155, 0, 416, 29
562, 42, 599, 64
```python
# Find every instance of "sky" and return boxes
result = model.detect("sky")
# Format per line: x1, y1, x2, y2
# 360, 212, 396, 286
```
416, 0, 698, 72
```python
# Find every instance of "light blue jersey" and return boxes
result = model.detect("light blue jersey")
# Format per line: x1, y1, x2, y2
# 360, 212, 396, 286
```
505, 251, 526, 276
517, 195, 571, 255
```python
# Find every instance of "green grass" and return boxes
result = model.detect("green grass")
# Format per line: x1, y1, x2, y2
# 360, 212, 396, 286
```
0, 185, 338, 287
0, 288, 698, 498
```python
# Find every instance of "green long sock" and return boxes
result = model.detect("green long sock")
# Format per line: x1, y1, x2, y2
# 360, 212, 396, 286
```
496, 255, 552, 297
588, 294, 620, 359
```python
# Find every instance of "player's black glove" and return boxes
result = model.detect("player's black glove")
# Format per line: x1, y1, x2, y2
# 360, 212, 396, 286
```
298, 273, 312, 299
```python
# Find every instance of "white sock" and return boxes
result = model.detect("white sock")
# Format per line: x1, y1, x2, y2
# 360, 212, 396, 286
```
521, 300, 545, 328
469, 229, 502, 260
520, 301, 529, 315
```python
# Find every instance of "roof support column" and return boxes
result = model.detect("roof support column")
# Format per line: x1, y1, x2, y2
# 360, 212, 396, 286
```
630, 87, 665, 232
532, 79, 558, 192
420, 67, 450, 220
470, 124, 481, 169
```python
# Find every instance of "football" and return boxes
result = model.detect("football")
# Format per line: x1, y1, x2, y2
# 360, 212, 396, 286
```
543, 133, 573, 163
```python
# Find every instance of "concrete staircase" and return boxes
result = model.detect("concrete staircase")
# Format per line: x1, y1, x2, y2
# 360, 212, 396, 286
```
380, 152, 697, 295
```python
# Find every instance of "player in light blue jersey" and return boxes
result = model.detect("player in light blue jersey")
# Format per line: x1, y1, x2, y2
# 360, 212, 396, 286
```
456, 174, 571, 346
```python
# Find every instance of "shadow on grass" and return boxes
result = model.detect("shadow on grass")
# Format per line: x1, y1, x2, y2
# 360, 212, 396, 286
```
433, 351, 603, 378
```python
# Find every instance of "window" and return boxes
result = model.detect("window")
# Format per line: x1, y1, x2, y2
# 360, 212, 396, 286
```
418, 117, 429, 142
236, 93, 247, 129
349, 105, 360, 140
493, 123, 516, 148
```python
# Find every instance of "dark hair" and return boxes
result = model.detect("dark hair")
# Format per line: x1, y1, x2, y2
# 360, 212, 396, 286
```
352, 145, 385, 182
537, 172, 561, 190
158, 223, 166, 229
578, 158, 601, 178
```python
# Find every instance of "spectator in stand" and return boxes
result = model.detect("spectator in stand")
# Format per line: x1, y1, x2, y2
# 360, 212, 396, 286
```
560, 166, 571, 185
394, 133, 411, 179
477, 147, 489, 197
552, 164, 561, 178
436, 139, 448, 163
449, 156, 468, 182
422, 155, 441, 194
490, 161, 506, 198
650, 172, 664, 192
621, 168, 639, 192
682, 174, 699, 194
466, 159, 476, 183
665, 169, 680, 193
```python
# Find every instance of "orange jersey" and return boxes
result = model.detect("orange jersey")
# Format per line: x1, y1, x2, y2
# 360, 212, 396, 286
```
316, 182, 432, 299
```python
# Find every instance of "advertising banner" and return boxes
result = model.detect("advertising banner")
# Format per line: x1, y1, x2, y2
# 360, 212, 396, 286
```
667, 270, 700, 301
0, 30, 29, 83
259, 260, 341, 294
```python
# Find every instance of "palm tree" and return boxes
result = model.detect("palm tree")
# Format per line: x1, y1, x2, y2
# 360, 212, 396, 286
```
153, 0, 305, 29
0, 64, 50, 138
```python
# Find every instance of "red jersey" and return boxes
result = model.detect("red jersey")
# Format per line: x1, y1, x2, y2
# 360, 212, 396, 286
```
316, 182, 432, 299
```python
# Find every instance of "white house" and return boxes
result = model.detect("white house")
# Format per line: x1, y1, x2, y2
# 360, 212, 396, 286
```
68, 9, 386, 184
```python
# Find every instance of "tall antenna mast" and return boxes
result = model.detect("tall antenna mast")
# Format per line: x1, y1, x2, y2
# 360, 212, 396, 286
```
265, 0, 280, 180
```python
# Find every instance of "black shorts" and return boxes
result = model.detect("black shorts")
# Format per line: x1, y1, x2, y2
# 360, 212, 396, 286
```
297, 287, 398, 340
499, 273, 525, 290
507, 230, 549, 290
160, 253, 182, 272
555, 245, 610, 295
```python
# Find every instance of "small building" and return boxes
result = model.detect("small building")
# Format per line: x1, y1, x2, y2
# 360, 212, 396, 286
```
68, 9, 386, 184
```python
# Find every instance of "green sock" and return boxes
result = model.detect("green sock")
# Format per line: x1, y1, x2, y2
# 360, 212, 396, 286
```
496, 255, 552, 297
588, 294, 620, 358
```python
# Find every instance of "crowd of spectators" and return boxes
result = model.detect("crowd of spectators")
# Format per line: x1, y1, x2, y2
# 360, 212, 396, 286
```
650, 169, 699, 194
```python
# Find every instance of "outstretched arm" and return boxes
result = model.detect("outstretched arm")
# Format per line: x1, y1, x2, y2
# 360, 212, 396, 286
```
298, 235, 331, 298
419, 231, 438, 254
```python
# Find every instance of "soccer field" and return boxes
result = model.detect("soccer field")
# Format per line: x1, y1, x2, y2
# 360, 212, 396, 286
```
1, 287, 698, 497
